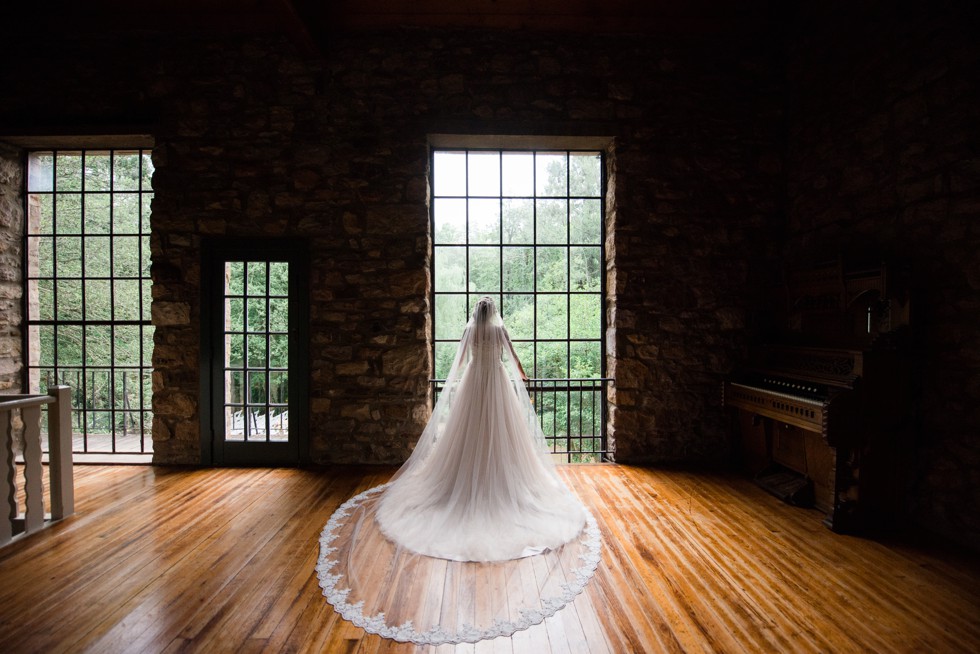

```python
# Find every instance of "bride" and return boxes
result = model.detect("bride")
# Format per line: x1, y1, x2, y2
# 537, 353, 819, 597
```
317, 296, 600, 644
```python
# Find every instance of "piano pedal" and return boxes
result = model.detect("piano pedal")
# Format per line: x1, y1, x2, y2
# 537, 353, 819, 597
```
754, 465, 815, 508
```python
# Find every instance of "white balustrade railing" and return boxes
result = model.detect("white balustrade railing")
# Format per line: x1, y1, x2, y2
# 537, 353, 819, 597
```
1, 385, 74, 546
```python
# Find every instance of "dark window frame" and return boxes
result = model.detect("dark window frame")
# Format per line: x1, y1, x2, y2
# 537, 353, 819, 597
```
429, 146, 609, 462
23, 148, 155, 457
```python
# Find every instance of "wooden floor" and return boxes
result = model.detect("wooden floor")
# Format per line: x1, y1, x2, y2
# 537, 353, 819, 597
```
1, 465, 978, 653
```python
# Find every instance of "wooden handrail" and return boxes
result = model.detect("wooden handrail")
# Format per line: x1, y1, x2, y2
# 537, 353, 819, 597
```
0, 386, 74, 547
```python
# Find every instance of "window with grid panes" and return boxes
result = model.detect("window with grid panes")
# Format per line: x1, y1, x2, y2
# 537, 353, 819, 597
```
430, 148, 607, 462
25, 149, 154, 455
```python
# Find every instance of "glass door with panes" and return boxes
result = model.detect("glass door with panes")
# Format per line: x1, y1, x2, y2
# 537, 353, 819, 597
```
202, 241, 308, 466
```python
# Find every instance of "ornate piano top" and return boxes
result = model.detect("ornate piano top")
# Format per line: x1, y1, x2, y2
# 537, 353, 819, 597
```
751, 345, 863, 388
723, 345, 864, 435
727, 373, 827, 405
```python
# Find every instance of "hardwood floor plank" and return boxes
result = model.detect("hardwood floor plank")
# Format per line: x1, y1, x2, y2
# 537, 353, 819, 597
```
1, 464, 978, 653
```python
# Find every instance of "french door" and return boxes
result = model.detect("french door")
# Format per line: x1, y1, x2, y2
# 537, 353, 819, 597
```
201, 240, 308, 466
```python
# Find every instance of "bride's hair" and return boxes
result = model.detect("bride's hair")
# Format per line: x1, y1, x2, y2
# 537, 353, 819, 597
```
473, 296, 497, 324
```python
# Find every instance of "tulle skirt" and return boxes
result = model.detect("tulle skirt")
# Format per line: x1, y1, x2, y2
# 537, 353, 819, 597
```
316, 356, 601, 645
375, 357, 586, 561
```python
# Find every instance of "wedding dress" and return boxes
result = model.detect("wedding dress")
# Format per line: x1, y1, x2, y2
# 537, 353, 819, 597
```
317, 297, 601, 645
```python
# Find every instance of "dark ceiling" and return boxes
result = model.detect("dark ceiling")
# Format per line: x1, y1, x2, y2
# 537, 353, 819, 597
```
9, 0, 791, 57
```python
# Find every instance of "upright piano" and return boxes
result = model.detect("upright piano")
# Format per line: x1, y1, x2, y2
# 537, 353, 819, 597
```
723, 257, 913, 532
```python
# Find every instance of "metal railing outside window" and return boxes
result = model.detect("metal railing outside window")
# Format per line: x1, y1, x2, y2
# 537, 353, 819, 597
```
430, 148, 608, 461
24, 149, 154, 456
432, 377, 611, 463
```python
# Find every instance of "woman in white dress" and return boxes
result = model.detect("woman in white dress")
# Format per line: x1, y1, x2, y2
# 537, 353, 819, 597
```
317, 297, 600, 645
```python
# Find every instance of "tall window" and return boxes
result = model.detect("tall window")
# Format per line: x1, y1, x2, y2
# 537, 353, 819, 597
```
25, 149, 154, 456
431, 148, 607, 461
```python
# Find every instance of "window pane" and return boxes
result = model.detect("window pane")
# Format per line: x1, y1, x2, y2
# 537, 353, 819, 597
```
270, 371, 289, 404
433, 198, 466, 244
228, 371, 245, 404
269, 334, 289, 368
35, 279, 54, 321
570, 294, 601, 339
55, 194, 82, 234
57, 280, 82, 319
536, 199, 567, 244
502, 293, 534, 339
247, 298, 267, 333
56, 152, 82, 192
535, 153, 567, 197
141, 281, 153, 321
36, 325, 54, 366
113, 280, 141, 320
502, 199, 533, 244
28, 153, 54, 192
569, 153, 602, 197
434, 246, 467, 292
226, 261, 244, 295
570, 246, 601, 291
141, 236, 151, 276
141, 153, 154, 189
468, 247, 500, 294
537, 295, 568, 339
468, 199, 499, 244
502, 152, 534, 196
226, 333, 245, 368
512, 341, 533, 375
85, 236, 111, 277
433, 151, 466, 196
570, 198, 602, 244
113, 236, 140, 277
56, 236, 82, 277
248, 371, 268, 406
142, 326, 155, 366
57, 325, 83, 365
141, 192, 152, 232
85, 279, 111, 320
113, 193, 141, 233
85, 193, 111, 233
86, 325, 112, 365
246, 262, 267, 295
33, 237, 54, 277
247, 336, 266, 368
435, 294, 468, 340
227, 297, 244, 330
84, 152, 111, 192
269, 298, 289, 332
502, 246, 534, 292
434, 341, 457, 379
536, 247, 567, 292
467, 151, 500, 196
535, 341, 568, 379
113, 152, 141, 191
269, 262, 289, 296
31, 194, 54, 233
115, 325, 141, 366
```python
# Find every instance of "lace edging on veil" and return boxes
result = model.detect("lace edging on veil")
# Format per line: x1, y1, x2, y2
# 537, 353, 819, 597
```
316, 483, 603, 645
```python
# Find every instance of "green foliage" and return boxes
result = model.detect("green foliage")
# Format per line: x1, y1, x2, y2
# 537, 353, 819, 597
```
28, 150, 155, 439
432, 151, 606, 456
224, 261, 290, 417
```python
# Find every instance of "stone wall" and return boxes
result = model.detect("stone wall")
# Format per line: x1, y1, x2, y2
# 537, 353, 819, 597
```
784, 1, 980, 546
0, 28, 783, 466
0, 143, 23, 392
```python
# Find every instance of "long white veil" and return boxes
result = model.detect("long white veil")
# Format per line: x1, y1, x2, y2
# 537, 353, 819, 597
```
316, 297, 601, 644
392, 297, 546, 486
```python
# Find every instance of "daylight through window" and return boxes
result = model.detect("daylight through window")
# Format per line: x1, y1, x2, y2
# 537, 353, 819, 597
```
25, 149, 154, 455
430, 148, 608, 462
